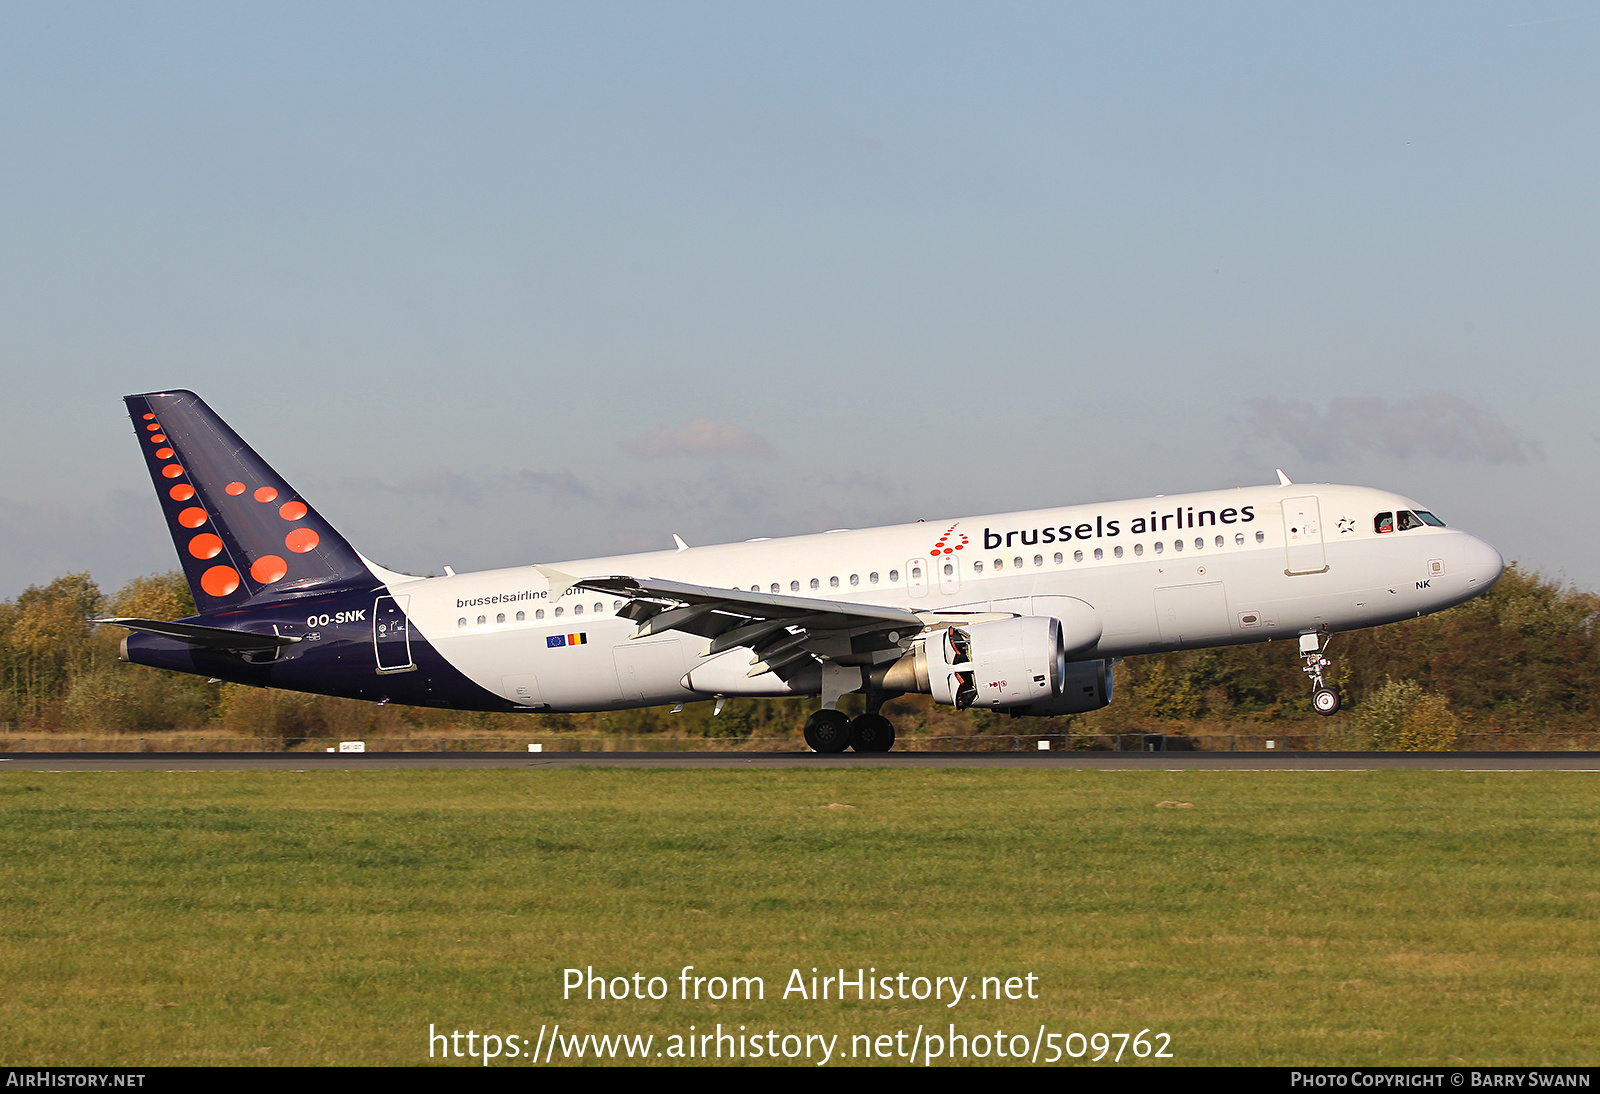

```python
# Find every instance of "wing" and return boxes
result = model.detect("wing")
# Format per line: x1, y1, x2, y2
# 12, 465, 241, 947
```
547, 569, 1007, 682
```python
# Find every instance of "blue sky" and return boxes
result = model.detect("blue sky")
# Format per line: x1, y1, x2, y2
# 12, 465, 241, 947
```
3, 2, 1595, 597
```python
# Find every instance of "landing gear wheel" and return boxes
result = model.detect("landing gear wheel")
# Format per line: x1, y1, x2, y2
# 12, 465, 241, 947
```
849, 713, 895, 753
1300, 633, 1340, 717
803, 709, 853, 753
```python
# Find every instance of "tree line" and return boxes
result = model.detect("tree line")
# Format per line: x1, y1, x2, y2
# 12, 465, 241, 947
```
2, 565, 1594, 745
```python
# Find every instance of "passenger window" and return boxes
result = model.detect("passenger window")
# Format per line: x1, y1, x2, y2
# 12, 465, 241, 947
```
889, 570, 899, 582
573, 604, 583, 615
1215, 536, 1223, 548
912, 566, 922, 579
594, 603, 603, 613
830, 576, 840, 588
554, 607, 563, 617
496, 613, 505, 624
973, 561, 984, 573
1134, 543, 1144, 556
457, 617, 467, 629
477, 615, 486, 625
791, 581, 800, 592
1033, 554, 1043, 567
1053, 552, 1063, 564
536, 609, 545, 620
516, 611, 525, 622
850, 574, 859, 586
943, 562, 953, 576
1073, 550, 1083, 563
1154, 542, 1164, 554
810, 578, 820, 590
771, 584, 779, 594
1114, 546, 1123, 558
1173, 539, 1183, 552
1235, 533, 1245, 546
993, 559, 1003, 571
1013, 556, 1023, 569
1094, 548, 1104, 560
869, 572, 879, 584
1375, 512, 1395, 534
1256, 531, 1265, 543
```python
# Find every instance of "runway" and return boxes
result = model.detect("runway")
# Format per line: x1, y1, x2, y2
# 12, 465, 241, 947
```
3, 750, 1598, 771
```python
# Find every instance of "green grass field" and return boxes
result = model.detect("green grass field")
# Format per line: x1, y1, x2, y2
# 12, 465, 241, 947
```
2, 769, 1596, 1067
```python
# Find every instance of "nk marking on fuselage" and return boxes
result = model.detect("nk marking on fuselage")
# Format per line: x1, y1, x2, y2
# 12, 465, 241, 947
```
103, 391, 1505, 752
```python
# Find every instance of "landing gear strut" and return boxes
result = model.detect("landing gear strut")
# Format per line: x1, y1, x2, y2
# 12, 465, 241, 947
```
1299, 632, 1341, 716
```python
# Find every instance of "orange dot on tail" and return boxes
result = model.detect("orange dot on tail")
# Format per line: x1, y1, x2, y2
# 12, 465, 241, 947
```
200, 566, 240, 598
187, 533, 223, 560
285, 528, 320, 554
146, 423, 160, 431
279, 501, 308, 521
168, 484, 195, 501
149, 434, 166, 443
251, 555, 288, 583
161, 464, 184, 479
155, 447, 174, 460
254, 486, 278, 503
226, 482, 246, 495
177, 507, 208, 529
143, 413, 155, 421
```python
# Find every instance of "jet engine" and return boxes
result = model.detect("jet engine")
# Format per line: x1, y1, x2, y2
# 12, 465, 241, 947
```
872, 616, 1110, 714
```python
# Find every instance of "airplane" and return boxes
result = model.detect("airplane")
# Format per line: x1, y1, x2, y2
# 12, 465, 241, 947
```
103, 390, 1506, 752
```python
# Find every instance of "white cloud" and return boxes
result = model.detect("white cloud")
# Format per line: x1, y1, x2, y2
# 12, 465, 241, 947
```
620, 419, 776, 460
1245, 392, 1541, 465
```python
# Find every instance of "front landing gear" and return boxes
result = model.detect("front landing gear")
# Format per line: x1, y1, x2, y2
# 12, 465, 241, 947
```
1299, 632, 1342, 716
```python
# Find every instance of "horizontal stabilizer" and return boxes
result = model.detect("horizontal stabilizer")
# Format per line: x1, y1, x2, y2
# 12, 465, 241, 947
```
97, 617, 300, 652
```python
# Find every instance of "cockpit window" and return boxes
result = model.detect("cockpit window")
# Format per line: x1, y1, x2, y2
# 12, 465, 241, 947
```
1397, 511, 1425, 531
1384, 509, 1446, 532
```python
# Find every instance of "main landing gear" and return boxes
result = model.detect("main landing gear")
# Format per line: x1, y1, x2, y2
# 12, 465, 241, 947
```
1299, 631, 1342, 716
802, 694, 898, 753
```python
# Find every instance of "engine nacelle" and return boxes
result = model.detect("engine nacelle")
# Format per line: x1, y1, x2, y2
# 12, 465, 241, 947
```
1006, 658, 1114, 717
873, 617, 1063, 710
871, 617, 1115, 714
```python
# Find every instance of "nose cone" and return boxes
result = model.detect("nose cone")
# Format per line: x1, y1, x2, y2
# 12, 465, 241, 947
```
1462, 534, 1505, 592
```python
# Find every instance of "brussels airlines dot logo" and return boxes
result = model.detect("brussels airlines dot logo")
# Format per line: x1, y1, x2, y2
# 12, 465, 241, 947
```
930, 525, 968, 557
142, 411, 321, 600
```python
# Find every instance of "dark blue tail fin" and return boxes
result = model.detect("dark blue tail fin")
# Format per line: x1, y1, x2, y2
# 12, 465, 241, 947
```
126, 390, 376, 610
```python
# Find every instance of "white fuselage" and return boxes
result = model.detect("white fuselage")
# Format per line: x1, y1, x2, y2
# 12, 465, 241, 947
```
377, 482, 1504, 712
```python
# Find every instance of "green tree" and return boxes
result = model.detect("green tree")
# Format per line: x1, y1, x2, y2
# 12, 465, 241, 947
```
1, 574, 103, 720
